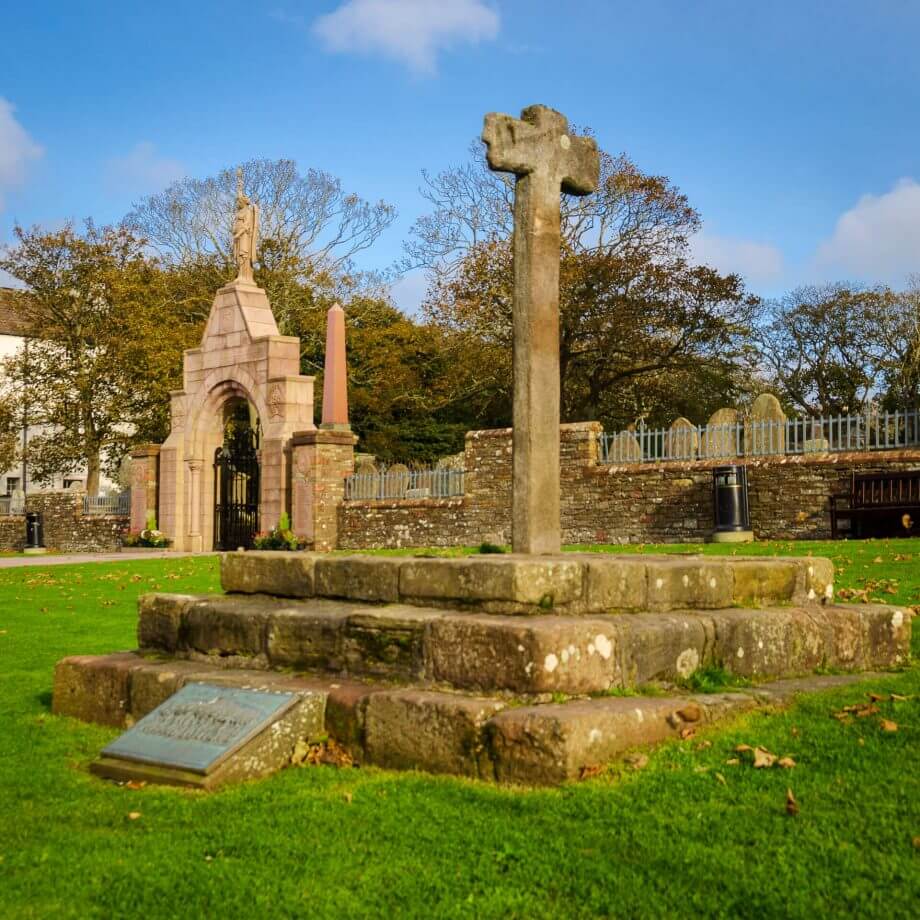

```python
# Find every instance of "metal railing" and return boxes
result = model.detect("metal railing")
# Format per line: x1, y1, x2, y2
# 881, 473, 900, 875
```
599, 408, 920, 464
82, 492, 131, 516
0, 496, 25, 516
345, 466, 465, 501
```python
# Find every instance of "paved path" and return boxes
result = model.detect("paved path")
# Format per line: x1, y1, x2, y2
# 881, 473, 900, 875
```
0, 551, 217, 569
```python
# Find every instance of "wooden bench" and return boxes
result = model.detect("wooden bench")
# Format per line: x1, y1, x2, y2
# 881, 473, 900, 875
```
830, 471, 920, 539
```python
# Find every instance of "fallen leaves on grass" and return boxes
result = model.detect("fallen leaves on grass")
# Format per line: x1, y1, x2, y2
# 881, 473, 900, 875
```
731, 745, 796, 770
836, 577, 900, 603
715, 772, 726, 786
880, 719, 899, 733
125, 780, 146, 790
127, 812, 141, 821
835, 702, 879, 719
579, 764, 604, 780
785, 789, 799, 817
623, 753, 649, 771
292, 739, 354, 769
677, 703, 702, 723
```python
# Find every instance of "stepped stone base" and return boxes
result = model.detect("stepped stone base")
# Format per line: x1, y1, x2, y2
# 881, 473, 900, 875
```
52, 551, 912, 786
54, 652, 892, 785
221, 551, 836, 614
133, 593, 908, 695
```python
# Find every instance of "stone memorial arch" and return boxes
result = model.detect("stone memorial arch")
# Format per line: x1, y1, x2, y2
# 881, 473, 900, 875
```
133, 171, 354, 552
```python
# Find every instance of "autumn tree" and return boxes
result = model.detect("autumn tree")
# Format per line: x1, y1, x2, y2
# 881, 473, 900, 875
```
876, 278, 920, 409
409, 140, 758, 431
280, 285, 497, 461
0, 223, 199, 494
0, 398, 17, 476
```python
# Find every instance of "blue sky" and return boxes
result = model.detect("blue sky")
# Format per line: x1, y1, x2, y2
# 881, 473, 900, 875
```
3, 0, 920, 309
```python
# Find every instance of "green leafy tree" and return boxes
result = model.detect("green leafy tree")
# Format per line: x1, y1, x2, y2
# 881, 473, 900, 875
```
756, 284, 890, 416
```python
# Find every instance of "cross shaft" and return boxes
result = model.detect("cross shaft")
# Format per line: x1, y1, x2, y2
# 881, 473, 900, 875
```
482, 105, 599, 554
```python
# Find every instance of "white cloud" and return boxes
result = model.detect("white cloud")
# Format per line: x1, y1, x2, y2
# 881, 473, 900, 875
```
814, 178, 920, 281
0, 98, 43, 209
690, 230, 784, 285
313, 0, 500, 74
105, 142, 185, 194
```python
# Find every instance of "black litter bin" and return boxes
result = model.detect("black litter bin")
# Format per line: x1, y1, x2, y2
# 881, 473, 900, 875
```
712, 465, 750, 533
25, 511, 44, 549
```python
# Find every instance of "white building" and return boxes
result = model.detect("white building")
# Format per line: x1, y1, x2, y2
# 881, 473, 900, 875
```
0, 287, 118, 496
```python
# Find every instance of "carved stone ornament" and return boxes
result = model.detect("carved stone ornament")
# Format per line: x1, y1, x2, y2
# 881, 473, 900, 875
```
294, 449, 312, 479
268, 384, 284, 420
171, 399, 186, 432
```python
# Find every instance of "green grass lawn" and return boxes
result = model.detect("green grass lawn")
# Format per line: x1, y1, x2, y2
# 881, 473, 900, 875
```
1, 543, 918, 918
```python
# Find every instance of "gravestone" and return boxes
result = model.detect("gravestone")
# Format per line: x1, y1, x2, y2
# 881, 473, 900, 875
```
745, 393, 786, 455
702, 408, 740, 458
483, 105, 599, 553
387, 463, 411, 499
436, 452, 465, 471
351, 460, 378, 500
664, 417, 699, 460
607, 430, 643, 463
803, 420, 830, 453
91, 683, 322, 789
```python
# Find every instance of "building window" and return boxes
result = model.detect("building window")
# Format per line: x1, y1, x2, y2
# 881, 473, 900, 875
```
6, 477, 20, 495
63, 479, 84, 490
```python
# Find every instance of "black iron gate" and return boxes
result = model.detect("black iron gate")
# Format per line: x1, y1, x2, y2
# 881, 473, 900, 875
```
213, 432, 260, 550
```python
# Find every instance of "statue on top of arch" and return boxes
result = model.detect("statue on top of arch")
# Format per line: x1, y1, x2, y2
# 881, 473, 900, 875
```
232, 167, 259, 283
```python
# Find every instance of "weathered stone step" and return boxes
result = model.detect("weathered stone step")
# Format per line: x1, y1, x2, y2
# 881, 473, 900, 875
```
53, 651, 890, 786
137, 591, 910, 695
221, 551, 835, 615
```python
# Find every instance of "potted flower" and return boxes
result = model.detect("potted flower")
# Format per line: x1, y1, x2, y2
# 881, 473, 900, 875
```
121, 512, 172, 551
252, 513, 309, 551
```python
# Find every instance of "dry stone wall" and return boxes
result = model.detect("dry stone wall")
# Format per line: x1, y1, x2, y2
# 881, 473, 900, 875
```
0, 492, 129, 553
337, 423, 920, 549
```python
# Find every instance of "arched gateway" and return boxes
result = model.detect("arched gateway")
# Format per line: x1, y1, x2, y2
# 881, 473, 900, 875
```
155, 272, 315, 552
130, 178, 356, 553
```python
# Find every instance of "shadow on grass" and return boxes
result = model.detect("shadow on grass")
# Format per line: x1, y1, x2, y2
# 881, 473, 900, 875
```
36, 690, 52, 711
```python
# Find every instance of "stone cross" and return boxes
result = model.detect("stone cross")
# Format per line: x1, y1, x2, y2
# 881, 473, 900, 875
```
482, 105, 599, 554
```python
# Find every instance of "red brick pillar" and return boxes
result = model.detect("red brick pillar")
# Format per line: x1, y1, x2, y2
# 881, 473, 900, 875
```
130, 445, 160, 533
290, 429, 356, 551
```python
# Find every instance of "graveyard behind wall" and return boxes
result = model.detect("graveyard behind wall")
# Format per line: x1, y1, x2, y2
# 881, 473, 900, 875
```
337, 422, 920, 549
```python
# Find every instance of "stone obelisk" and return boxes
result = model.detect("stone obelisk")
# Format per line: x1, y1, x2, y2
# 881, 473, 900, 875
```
321, 303, 349, 430
482, 105, 599, 554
